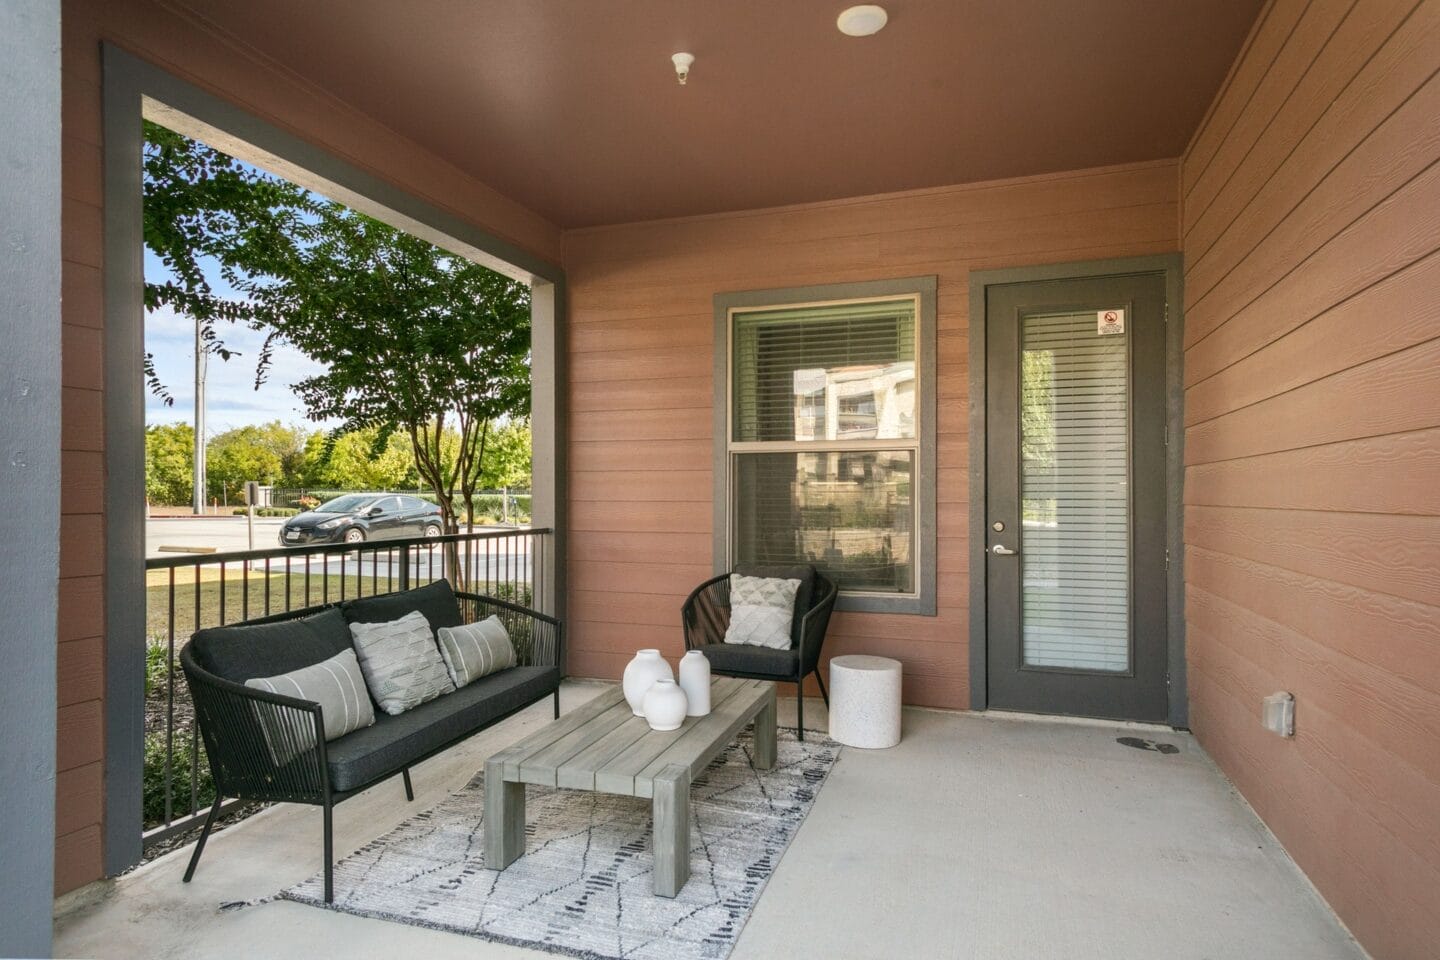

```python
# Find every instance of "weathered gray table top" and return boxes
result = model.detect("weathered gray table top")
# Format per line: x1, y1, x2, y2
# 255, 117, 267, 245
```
491, 677, 774, 799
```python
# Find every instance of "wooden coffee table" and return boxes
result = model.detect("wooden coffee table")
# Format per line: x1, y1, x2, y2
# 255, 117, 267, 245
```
484, 676, 777, 896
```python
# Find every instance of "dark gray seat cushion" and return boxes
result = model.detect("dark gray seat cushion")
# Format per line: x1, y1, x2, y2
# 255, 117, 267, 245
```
694, 642, 799, 680
325, 665, 559, 792
732, 562, 815, 646
340, 579, 464, 631
191, 607, 353, 682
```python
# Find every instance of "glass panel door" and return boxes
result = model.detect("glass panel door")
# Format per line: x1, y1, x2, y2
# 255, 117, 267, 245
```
1020, 311, 1129, 671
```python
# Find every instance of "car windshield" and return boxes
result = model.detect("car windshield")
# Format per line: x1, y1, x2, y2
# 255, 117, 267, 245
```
315, 495, 375, 514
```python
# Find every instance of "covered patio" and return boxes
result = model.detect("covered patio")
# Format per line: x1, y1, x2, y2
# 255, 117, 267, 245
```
54, 683, 1361, 959
4, 0, 1438, 958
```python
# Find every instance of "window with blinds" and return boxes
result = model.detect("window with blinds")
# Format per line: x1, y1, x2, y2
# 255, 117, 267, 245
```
729, 297, 920, 596
1020, 310, 1130, 672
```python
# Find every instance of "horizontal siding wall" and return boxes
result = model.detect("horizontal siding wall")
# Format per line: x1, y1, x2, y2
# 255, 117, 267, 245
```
562, 160, 1179, 709
1179, 0, 1440, 957
58, 0, 561, 894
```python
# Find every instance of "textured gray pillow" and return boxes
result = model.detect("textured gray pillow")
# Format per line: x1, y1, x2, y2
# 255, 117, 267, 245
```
723, 574, 801, 650
245, 648, 375, 764
436, 615, 517, 688
348, 610, 456, 715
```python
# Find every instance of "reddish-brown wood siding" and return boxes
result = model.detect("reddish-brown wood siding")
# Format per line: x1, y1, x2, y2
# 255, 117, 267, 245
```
57, 0, 561, 894
561, 161, 1180, 709
1180, 1, 1440, 956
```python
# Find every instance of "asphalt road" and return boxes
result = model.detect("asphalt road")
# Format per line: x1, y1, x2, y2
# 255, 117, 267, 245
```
146, 516, 534, 587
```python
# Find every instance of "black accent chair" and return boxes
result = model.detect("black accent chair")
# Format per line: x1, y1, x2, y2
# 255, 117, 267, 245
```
682, 563, 837, 740
179, 580, 562, 902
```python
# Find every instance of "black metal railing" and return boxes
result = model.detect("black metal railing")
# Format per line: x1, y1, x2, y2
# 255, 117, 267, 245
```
141, 527, 552, 848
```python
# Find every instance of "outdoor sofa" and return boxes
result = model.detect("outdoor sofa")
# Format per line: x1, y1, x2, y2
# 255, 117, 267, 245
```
178, 579, 563, 901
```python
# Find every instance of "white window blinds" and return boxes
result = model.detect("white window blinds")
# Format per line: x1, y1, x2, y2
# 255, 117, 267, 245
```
1020, 310, 1130, 672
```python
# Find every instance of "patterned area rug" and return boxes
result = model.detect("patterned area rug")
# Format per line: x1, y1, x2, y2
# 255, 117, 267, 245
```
281, 729, 839, 959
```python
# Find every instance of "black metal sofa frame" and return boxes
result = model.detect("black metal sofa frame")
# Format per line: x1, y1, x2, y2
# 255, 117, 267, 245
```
179, 580, 562, 902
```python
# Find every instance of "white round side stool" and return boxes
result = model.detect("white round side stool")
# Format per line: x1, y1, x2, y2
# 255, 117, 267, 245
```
828, 655, 902, 748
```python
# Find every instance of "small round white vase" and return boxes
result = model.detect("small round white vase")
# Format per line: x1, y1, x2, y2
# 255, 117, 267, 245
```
678, 650, 711, 716
623, 649, 673, 717
643, 679, 689, 732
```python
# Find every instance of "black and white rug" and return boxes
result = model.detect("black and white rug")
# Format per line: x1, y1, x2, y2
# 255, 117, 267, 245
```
280, 730, 839, 959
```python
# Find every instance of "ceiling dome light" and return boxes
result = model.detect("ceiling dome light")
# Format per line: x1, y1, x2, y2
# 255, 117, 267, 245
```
837, 4, 888, 37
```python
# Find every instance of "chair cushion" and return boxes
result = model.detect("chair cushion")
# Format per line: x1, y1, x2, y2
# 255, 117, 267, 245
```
190, 607, 353, 682
694, 642, 798, 680
325, 665, 560, 792
340, 579, 464, 631
723, 574, 801, 650
733, 562, 815, 645
348, 611, 457, 715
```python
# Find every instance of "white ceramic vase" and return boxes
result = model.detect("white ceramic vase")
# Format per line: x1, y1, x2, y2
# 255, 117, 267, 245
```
678, 650, 711, 716
623, 649, 673, 717
643, 679, 689, 732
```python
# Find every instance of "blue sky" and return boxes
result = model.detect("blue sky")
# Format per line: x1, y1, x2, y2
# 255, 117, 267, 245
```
144, 249, 337, 434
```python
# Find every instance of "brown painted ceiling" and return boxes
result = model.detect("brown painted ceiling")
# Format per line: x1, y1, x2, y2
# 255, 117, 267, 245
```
174, 0, 1264, 228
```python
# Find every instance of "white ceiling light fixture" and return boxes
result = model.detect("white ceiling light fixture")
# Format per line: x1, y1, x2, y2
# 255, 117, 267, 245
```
837, 4, 888, 37
672, 52, 695, 85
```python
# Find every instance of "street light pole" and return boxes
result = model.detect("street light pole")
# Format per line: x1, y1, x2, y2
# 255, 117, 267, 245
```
192, 318, 207, 515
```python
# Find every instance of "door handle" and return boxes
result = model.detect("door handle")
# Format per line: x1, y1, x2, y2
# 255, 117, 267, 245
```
991, 544, 1018, 556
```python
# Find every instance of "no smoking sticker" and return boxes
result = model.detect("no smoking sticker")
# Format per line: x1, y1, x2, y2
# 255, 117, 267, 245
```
1097, 309, 1125, 335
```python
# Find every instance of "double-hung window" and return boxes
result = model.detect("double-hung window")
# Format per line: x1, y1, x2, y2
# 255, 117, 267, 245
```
716, 277, 936, 614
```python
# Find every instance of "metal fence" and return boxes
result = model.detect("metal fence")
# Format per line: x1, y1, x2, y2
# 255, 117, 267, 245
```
142, 527, 552, 847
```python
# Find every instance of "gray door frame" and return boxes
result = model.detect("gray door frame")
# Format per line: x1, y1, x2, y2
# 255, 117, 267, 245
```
101, 45, 567, 874
967, 254, 1187, 728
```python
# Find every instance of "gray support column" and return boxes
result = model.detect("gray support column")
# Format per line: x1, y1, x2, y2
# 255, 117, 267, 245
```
0, 0, 62, 954
529, 279, 567, 632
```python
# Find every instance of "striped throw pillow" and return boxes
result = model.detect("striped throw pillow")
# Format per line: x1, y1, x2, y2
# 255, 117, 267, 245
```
245, 648, 375, 764
436, 616, 517, 688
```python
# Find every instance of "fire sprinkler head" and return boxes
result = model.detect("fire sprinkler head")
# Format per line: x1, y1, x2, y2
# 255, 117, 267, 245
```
672, 52, 695, 85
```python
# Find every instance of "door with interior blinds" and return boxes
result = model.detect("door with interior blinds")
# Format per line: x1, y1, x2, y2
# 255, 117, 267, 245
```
984, 273, 1168, 721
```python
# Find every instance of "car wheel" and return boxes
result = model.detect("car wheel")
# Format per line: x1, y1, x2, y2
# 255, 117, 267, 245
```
343, 527, 366, 544
423, 523, 442, 538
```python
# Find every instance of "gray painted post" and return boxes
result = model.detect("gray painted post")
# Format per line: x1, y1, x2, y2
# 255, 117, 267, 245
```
99, 46, 570, 873
0, 0, 62, 953
753, 690, 777, 770
484, 759, 526, 869
652, 764, 691, 897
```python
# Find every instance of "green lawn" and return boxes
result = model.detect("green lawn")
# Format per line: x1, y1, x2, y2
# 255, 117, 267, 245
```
145, 571, 401, 644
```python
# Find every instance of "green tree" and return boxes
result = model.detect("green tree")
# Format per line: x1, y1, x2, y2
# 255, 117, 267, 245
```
481, 418, 532, 490
206, 424, 286, 501
143, 123, 531, 537
145, 422, 193, 506
142, 121, 316, 404
298, 427, 419, 490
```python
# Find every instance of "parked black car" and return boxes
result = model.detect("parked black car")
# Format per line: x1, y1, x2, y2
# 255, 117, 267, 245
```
279, 494, 445, 546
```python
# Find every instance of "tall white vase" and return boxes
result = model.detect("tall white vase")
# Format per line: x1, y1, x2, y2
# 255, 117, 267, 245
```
678, 650, 711, 716
623, 649, 673, 717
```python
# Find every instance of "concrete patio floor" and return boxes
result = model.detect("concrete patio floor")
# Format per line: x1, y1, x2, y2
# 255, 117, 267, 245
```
54, 681, 1365, 960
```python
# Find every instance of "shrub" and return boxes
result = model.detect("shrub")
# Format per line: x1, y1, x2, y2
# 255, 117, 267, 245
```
143, 727, 216, 828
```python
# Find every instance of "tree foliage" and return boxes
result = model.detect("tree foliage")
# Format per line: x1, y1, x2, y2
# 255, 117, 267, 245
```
145, 422, 194, 506
142, 121, 316, 403
142, 122, 531, 531
206, 421, 308, 501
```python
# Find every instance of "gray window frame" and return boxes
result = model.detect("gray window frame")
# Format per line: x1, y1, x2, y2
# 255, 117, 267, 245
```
713, 277, 938, 616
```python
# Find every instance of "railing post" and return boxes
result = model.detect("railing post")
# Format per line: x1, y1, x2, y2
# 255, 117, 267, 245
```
398, 542, 410, 592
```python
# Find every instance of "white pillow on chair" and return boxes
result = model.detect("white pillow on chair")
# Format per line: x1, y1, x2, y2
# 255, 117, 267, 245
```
722, 574, 801, 650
